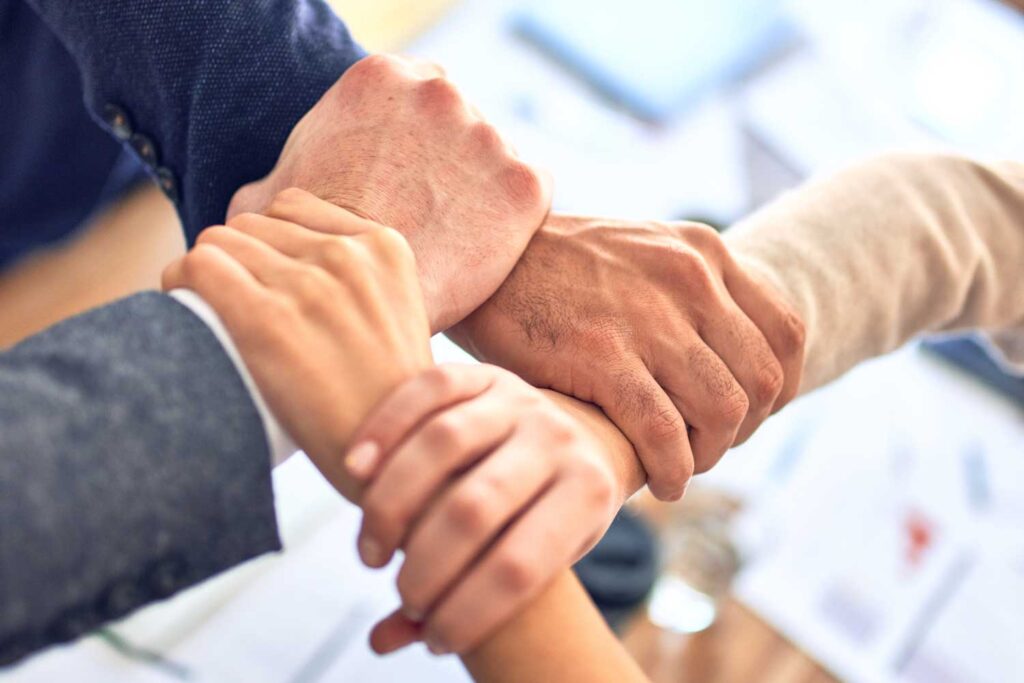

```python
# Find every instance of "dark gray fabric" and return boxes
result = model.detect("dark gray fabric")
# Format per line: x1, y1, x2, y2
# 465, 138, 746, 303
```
0, 292, 280, 667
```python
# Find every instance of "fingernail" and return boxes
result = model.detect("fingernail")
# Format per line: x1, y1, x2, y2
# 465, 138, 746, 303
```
425, 633, 449, 656
346, 442, 380, 478
359, 535, 386, 567
402, 605, 423, 622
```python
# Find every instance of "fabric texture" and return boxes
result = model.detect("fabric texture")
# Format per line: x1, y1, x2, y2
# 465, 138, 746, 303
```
170, 288, 299, 466
726, 152, 1024, 394
2, 0, 365, 263
0, 293, 280, 667
0, 1, 148, 268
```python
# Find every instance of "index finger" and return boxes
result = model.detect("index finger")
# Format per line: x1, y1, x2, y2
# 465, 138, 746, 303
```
345, 364, 495, 480
263, 188, 385, 236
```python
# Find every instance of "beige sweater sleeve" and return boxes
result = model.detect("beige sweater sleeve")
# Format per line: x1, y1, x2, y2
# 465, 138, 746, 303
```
724, 153, 1024, 394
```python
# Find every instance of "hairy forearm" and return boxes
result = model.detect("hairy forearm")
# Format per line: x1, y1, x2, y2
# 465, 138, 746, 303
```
461, 571, 648, 683
726, 153, 1024, 394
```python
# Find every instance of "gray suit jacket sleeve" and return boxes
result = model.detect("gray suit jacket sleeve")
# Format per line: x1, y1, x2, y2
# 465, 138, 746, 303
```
0, 292, 281, 667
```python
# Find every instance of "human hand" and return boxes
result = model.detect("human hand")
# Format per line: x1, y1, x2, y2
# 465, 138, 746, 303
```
345, 364, 621, 655
228, 54, 552, 333
162, 189, 432, 499
449, 215, 806, 501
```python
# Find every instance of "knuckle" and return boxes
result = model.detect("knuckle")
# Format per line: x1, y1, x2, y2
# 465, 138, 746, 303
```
319, 237, 353, 273
267, 187, 314, 215
717, 387, 750, 429
681, 222, 726, 258
752, 360, 785, 406
225, 211, 263, 232
493, 553, 536, 594
446, 485, 492, 536
646, 405, 685, 444
426, 414, 466, 452
396, 574, 427, 616
469, 121, 504, 152
576, 459, 616, 509
354, 53, 397, 78
194, 224, 234, 246
424, 364, 461, 396
666, 243, 716, 291
499, 160, 545, 210
180, 244, 217, 276
419, 77, 461, 111
545, 414, 579, 447
369, 226, 414, 263
292, 267, 335, 309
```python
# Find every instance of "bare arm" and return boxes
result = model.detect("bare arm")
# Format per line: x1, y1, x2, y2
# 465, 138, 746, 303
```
462, 571, 649, 683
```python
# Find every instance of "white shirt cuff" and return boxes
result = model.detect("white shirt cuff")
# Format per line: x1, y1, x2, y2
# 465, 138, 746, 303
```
170, 289, 299, 467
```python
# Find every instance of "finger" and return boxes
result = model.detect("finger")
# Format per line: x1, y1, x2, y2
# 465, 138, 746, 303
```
194, 225, 306, 288
723, 258, 806, 413
393, 434, 555, 620
262, 188, 382, 236
592, 360, 694, 502
345, 364, 495, 481
697, 297, 783, 445
162, 244, 266, 336
357, 387, 520, 568
661, 339, 747, 474
370, 611, 422, 655
421, 477, 602, 655
227, 211, 326, 258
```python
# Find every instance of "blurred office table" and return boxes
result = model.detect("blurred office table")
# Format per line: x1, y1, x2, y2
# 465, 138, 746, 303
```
621, 600, 836, 683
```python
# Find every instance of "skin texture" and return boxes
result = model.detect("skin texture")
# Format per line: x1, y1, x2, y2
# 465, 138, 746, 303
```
163, 191, 647, 664
228, 54, 553, 333
347, 364, 622, 655
162, 190, 433, 500
459, 571, 649, 683
449, 214, 806, 501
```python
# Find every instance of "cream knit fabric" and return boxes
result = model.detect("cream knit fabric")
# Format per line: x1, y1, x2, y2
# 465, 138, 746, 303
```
725, 153, 1024, 394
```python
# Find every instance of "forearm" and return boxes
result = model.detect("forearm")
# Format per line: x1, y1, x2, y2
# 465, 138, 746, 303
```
461, 571, 648, 683
726, 153, 1024, 394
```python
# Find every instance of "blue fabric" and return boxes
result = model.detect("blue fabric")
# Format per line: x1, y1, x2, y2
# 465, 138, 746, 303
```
0, 0, 365, 265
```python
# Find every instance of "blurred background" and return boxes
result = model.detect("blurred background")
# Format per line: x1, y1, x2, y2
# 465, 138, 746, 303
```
2, 0, 1022, 681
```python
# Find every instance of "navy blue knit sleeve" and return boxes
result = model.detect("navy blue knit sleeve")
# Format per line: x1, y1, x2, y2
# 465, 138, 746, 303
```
23, 0, 366, 240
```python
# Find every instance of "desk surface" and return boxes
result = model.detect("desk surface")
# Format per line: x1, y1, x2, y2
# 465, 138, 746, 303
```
622, 601, 836, 683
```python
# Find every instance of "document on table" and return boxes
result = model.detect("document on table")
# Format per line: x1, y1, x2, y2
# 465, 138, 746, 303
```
729, 346, 1024, 683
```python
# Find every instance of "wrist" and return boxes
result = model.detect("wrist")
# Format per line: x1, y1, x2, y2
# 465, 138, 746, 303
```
541, 390, 645, 504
